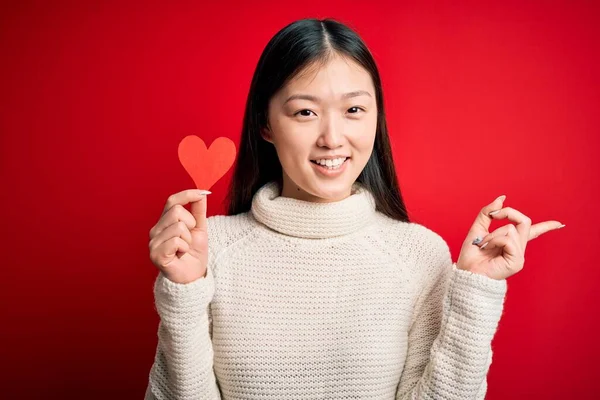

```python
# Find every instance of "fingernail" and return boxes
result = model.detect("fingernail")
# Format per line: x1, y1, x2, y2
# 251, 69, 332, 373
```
472, 236, 483, 245
480, 242, 489, 250
496, 195, 506, 202
558, 224, 566, 229
196, 190, 212, 195
489, 210, 500, 216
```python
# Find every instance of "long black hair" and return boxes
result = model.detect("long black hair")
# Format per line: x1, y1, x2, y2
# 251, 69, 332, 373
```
226, 18, 409, 222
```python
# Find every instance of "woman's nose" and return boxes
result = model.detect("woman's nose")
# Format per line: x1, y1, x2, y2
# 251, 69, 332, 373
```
317, 116, 344, 148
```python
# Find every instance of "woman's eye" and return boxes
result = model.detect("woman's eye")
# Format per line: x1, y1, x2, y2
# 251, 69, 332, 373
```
295, 109, 315, 117
294, 108, 364, 117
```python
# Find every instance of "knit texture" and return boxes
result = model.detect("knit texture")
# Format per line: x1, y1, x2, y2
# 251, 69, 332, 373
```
145, 181, 508, 400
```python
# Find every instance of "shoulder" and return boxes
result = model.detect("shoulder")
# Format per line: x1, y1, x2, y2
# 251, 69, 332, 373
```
372, 213, 454, 293
372, 212, 452, 272
206, 212, 260, 257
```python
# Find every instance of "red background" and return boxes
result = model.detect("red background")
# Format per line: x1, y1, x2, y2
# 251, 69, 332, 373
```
1, 0, 598, 398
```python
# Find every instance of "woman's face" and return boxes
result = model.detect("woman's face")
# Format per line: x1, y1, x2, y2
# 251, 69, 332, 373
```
262, 53, 378, 203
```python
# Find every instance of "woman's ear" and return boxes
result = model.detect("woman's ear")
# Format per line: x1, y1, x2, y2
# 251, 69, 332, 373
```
261, 126, 274, 144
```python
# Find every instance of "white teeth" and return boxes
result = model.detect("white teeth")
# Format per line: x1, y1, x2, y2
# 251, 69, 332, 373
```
313, 157, 347, 170
314, 157, 346, 166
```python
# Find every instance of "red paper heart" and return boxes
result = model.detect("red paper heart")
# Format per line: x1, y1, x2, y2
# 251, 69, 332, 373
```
178, 135, 236, 190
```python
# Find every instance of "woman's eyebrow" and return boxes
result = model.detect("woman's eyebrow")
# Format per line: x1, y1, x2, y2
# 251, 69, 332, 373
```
283, 90, 372, 105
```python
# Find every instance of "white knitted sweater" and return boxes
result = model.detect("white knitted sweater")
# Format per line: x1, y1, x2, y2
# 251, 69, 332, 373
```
145, 181, 508, 400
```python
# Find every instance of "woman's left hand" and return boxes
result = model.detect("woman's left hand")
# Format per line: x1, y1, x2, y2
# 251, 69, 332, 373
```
456, 195, 565, 281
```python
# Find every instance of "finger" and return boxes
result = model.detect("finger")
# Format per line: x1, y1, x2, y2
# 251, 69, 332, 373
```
529, 220, 565, 241
476, 223, 519, 251
161, 189, 212, 217
149, 221, 193, 253
150, 204, 197, 239
468, 194, 507, 237
151, 236, 190, 268
480, 228, 520, 262
488, 206, 532, 251
190, 194, 209, 233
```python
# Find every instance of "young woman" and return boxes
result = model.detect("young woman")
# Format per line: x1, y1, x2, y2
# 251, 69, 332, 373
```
145, 18, 564, 400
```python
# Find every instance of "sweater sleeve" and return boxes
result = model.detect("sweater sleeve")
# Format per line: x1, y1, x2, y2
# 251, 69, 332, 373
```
395, 239, 507, 400
144, 259, 221, 400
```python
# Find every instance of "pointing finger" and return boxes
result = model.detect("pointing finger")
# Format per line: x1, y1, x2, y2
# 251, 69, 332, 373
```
529, 220, 565, 241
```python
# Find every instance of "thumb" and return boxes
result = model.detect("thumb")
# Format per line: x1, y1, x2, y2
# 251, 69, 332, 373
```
468, 194, 506, 237
190, 191, 210, 232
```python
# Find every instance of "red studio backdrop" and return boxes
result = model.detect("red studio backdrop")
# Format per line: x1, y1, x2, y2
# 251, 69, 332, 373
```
1, 1, 598, 398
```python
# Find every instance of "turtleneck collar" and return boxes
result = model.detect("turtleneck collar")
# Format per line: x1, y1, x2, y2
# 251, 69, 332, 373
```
250, 181, 377, 239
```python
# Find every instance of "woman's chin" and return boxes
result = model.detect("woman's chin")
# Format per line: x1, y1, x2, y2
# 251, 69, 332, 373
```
306, 181, 355, 202
283, 169, 357, 202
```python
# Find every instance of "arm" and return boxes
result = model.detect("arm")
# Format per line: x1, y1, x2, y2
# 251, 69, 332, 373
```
144, 261, 221, 400
396, 241, 507, 400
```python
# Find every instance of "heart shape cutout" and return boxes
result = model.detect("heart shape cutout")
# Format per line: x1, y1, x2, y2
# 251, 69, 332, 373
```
178, 135, 236, 190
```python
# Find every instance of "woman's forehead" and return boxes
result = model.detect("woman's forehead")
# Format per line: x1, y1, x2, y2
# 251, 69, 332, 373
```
279, 56, 374, 99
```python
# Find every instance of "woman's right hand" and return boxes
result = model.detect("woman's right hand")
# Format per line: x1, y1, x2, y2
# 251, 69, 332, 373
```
149, 189, 211, 284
